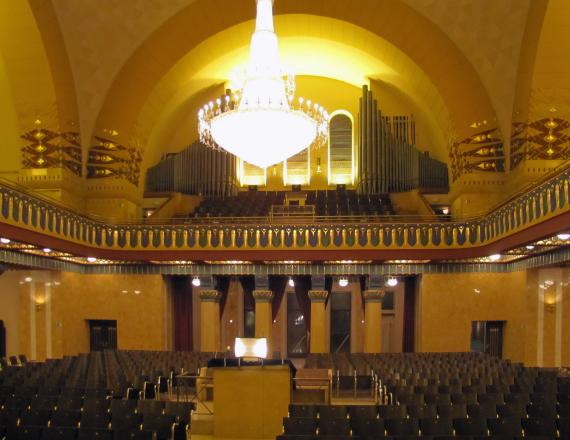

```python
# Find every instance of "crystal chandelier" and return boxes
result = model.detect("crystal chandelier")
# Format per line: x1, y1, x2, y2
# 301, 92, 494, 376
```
198, 0, 329, 169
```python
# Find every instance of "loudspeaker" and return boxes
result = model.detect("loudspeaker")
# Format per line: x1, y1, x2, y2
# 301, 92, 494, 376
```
0, 320, 5, 358
291, 184, 301, 192
248, 185, 258, 192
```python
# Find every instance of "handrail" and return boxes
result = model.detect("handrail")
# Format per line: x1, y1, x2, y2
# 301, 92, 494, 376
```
0, 161, 567, 227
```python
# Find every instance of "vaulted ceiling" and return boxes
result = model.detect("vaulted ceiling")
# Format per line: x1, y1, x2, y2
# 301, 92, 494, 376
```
1, 0, 562, 183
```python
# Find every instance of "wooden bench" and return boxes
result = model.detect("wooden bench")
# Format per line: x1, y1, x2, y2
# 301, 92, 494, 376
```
293, 368, 332, 404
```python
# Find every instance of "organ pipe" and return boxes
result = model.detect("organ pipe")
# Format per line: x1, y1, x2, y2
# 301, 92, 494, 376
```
357, 85, 448, 194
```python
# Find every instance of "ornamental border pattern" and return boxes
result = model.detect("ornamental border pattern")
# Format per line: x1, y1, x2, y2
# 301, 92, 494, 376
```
0, 169, 568, 252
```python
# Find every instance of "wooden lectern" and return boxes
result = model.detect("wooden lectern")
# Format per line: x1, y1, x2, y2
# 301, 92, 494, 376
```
212, 363, 291, 439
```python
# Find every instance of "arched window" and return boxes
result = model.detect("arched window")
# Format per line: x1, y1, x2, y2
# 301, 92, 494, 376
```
328, 113, 353, 185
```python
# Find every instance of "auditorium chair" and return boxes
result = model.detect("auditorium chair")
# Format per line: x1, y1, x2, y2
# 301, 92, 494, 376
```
141, 413, 175, 440
318, 418, 351, 436
288, 404, 317, 418
453, 417, 488, 437
19, 408, 51, 427
384, 417, 419, 437
77, 427, 113, 440
350, 417, 385, 438
110, 412, 142, 431
407, 403, 438, 419
378, 404, 407, 419
487, 416, 522, 437
522, 417, 558, 437
79, 412, 111, 430
50, 409, 81, 427
40, 426, 78, 440
282, 417, 317, 438
5, 425, 42, 440
112, 429, 156, 440
419, 417, 454, 437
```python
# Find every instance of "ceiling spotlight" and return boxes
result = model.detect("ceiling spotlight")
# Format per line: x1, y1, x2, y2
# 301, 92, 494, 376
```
192, 277, 201, 287
24, 277, 32, 283
489, 254, 501, 261
288, 277, 295, 287
557, 233, 570, 240
134, 290, 141, 295
386, 277, 398, 287
441, 207, 449, 215
338, 277, 349, 287
526, 245, 535, 250
87, 257, 97, 263
121, 290, 128, 294
43, 248, 52, 253
0, 238, 10, 244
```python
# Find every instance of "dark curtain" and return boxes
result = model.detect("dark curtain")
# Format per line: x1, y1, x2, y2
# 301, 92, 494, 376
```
269, 275, 288, 320
324, 275, 333, 307
293, 275, 312, 329
240, 275, 256, 312
171, 276, 193, 351
402, 276, 417, 352
215, 276, 232, 318
359, 276, 367, 313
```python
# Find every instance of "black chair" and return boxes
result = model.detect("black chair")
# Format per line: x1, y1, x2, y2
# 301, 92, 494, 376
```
3, 396, 30, 410
137, 400, 163, 417
5, 425, 42, 440
437, 403, 467, 419
350, 418, 385, 438
348, 405, 378, 423
420, 417, 453, 437
527, 402, 556, 418
57, 396, 83, 411
113, 429, 156, 440
19, 409, 51, 427
407, 404, 437, 419
496, 403, 526, 418
318, 418, 351, 436
50, 409, 81, 427
80, 412, 111, 429
318, 405, 347, 421
453, 417, 487, 436
111, 412, 142, 431
488, 417, 522, 437
558, 417, 570, 439
30, 396, 58, 411
289, 405, 317, 418
522, 417, 557, 437
283, 417, 316, 436
83, 398, 110, 415
467, 402, 496, 418
141, 413, 175, 440
0, 407, 20, 428
385, 418, 419, 437
163, 402, 193, 425
378, 405, 407, 419
110, 400, 137, 416
40, 426, 78, 440
77, 428, 113, 440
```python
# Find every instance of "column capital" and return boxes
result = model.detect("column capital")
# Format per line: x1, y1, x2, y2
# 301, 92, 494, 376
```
199, 290, 222, 302
308, 290, 328, 302
363, 289, 385, 302
252, 290, 273, 302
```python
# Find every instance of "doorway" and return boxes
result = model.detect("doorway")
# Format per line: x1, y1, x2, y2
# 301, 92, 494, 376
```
330, 292, 351, 353
470, 321, 504, 358
89, 320, 117, 351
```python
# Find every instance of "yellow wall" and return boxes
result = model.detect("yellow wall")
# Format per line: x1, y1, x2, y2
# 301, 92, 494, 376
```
418, 272, 528, 363
419, 270, 570, 367
13, 271, 167, 360
0, 56, 21, 178
0, 271, 22, 356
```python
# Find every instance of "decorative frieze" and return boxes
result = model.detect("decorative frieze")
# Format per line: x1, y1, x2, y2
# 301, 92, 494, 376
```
308, 290, 328, 302
199, 290, 221, 302
252, 290, 273, 302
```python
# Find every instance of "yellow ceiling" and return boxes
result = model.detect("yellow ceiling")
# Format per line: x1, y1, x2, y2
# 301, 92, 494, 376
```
0, 0, 562, 182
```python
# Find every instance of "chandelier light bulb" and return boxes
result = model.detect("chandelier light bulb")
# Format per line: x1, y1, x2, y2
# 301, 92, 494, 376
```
192, 277, 201, 287
87, 257, 97, 263
288, 277, 295, 287
557, 233, 570, 240
43, 247, 52, 253
386, 278, 398, 287
338, 277, 349, 287
526, 245, 535, 250
489, 254, 501, 261
0, 238, 10, 244
198, 0, 328, 168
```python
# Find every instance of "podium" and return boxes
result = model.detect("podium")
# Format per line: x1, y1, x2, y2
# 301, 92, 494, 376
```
212, 363, 291, 439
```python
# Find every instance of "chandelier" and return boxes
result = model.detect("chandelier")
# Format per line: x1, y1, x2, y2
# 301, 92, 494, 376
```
198, 0, 329, 169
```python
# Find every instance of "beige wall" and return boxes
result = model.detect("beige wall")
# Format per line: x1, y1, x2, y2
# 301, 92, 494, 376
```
13, 271, 167, 360
418, 270, 570, 367
0, 271, 22, 356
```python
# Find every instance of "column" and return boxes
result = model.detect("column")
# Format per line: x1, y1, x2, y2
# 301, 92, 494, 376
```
200, 290, 221, 352
308, 290, 328, 353
253, 290, 274, 355
363, 290, 384, 353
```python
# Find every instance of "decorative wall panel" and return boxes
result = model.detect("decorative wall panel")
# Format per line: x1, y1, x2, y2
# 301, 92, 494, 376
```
87, 136, 142, 185
450, 127, 505, 181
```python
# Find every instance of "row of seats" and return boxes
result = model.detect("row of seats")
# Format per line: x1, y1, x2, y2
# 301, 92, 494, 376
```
281, 409, 568, 439
190, 189, 396, 218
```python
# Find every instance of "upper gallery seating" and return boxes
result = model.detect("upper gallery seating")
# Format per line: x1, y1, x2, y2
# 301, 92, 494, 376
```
191, 189, 395, 218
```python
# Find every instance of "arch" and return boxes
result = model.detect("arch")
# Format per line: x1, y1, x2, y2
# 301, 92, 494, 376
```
91, 0, 497, 178
328, 111, 354, 185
